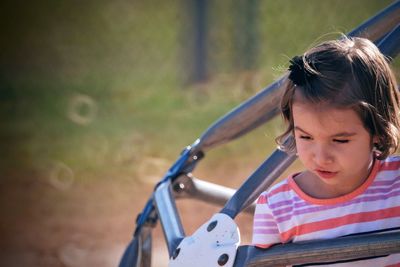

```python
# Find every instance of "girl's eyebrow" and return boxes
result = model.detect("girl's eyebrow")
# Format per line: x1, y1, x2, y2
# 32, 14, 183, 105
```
294, 126, 357, 137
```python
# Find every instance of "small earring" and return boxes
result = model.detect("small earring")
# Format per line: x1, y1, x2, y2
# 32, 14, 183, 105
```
372, 144, 381, 156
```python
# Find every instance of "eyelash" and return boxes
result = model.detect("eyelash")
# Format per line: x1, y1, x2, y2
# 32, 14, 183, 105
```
333, 139, 349, 144
299, 135, 350, 144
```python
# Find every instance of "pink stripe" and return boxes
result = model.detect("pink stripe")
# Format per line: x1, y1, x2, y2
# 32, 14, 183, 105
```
367, 187, 400, 194
268, 183, 291, 197
263, 188, 400, 222
253, 228, 279, 235
273, 206, 293, 216
266, 177, 400, 211
280, 206, 400, 242
271, 187, 400, 212
254, 213, 274, 220
371, 178, 400, 187
253, 221, 277, 227
367, 177, 400, 192
269, 199, 295, 209
262, 177, 400, 211
273, 190, 400, 223
381, 160, 400, 171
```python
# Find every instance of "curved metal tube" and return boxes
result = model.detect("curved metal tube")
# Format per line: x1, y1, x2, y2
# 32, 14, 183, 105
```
192, 1, 400, 154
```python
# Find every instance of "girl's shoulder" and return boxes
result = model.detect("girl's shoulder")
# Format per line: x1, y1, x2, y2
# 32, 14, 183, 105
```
260, 175, 297, 203
374, 155, 400, 184
379, 155, 400, 172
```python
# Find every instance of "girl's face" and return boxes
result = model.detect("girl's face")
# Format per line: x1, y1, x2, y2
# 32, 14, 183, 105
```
292, 100, 377, 197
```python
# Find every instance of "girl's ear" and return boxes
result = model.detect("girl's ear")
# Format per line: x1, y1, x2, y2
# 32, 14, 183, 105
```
372, 135, 379, 145
372, 136, 380, 154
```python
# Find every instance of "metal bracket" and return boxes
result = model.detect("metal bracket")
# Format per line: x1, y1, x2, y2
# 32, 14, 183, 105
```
169, 213, 240, 267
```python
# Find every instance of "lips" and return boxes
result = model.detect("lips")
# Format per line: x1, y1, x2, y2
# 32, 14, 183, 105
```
315, 169, 338, 179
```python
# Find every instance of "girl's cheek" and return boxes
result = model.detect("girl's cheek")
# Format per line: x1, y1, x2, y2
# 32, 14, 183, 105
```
295, 143, 309, 158
295, 140, 308, 151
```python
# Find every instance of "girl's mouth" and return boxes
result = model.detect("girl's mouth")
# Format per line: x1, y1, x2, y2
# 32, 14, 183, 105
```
316, 170, 338, 179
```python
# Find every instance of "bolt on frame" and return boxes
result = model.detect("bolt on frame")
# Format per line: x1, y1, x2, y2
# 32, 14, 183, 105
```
119, 1, 400, 266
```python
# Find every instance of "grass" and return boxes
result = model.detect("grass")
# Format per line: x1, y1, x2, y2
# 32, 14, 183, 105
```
1, 0, 398, 184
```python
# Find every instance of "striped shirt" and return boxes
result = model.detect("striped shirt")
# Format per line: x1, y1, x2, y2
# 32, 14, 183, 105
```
252, 155, 400, 266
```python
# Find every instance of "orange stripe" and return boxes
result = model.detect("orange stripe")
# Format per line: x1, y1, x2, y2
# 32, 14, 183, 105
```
281, 206, 400, 242
253, 243, 274, 249
268, 182, 291, 197
257, 194, 267, 204
381, 160, 400, 171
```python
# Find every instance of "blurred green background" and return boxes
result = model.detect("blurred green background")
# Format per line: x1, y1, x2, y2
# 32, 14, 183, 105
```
0, 1, 399, 266
2, 0, 398, 181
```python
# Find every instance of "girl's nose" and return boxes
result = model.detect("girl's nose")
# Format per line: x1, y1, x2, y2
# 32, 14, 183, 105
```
313, 145, 334, 165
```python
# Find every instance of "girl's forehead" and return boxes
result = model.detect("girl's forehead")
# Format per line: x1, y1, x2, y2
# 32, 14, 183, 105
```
292, 101, 364, 129
293, 100, 337, 113
291, 87, 351, 109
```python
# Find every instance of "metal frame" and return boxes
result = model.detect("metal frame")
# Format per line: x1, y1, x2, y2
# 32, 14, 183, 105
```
119, 1, 400, 266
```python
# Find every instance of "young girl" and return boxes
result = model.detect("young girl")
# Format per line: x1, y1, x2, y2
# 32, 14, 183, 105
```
252, 36, 400, 266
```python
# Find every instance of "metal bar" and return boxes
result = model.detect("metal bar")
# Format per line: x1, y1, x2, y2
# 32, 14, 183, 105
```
220, 146, 296, 219
120, 3, 400, 267
233, 231, 400, 267
154, 180, 185, 256
231, 15, 400, 267
139, 227, 152, 267
118, 225, 153, 267
378, 23, 400, 59
218, 1, 400, 221
191, 1, 400, 155
172, 174, 256, 214
347, 0, 400, 41
193, 77, 284, 152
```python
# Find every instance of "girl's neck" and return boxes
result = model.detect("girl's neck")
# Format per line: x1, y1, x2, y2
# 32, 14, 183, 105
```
295, 156, 375, 199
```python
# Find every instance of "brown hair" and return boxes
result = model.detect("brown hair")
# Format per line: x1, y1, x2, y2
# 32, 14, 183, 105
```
277, 36, 400, 160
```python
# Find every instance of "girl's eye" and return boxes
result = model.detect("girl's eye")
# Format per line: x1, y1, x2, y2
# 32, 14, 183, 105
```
333, 139, 349, 144
299, 135, 312, 140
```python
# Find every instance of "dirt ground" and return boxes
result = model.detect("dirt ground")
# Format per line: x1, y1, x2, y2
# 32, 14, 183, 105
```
0, 164, 257, 267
